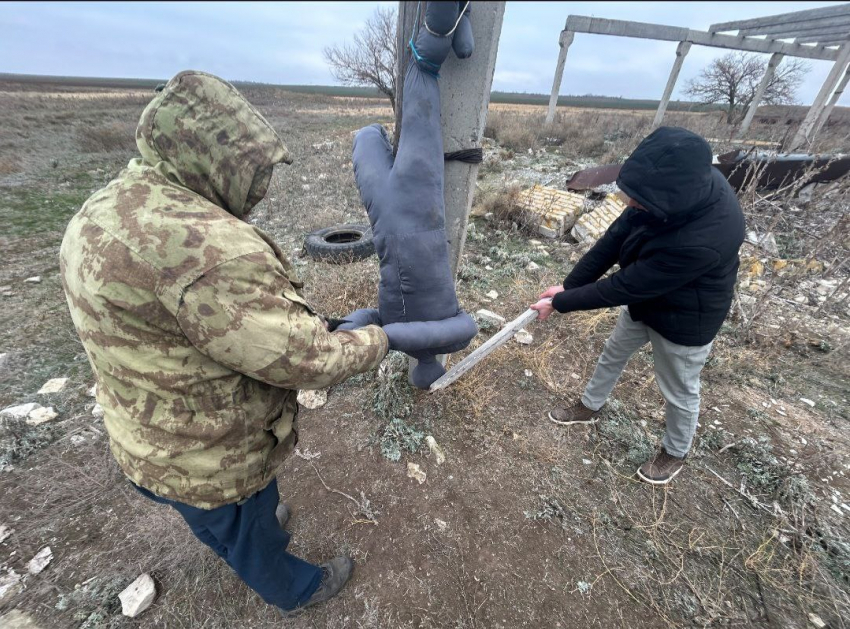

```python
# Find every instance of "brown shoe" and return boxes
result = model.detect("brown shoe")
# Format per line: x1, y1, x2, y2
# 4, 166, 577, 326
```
548, 401, 600, 426
637, 449, 685, 485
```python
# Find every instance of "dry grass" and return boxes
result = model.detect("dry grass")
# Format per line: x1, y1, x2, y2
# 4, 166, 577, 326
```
76, 121, 137, 153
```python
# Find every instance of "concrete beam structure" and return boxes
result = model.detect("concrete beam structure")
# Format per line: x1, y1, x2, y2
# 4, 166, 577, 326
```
790, 43, 850, 151
653, 41, 691, 128
737, 16, 850, 37
545, 30, 575, 125
738, 52, 784, 138
814, 63, 850, 138
395, 1, 505, 379
792, 31, 850, 44
710, 4, 850, 34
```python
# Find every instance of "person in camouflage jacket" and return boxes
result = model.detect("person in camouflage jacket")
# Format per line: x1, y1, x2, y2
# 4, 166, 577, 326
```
60, 70, 388, 612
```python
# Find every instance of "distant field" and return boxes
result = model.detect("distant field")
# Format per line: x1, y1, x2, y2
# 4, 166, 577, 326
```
0, 72, 715, 112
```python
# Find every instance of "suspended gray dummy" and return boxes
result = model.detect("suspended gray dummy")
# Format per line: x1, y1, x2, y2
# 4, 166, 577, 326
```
338, 1, 479, 388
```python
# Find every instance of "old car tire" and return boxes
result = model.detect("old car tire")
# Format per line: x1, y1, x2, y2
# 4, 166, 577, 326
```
304, 224, 375, 264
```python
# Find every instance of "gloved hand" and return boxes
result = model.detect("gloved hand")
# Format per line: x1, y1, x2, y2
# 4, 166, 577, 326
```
335, 308, 382, 331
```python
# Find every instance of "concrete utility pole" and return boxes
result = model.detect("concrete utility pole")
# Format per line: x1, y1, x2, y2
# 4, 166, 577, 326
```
738, 52, 784, 138
545, 30, 575, 125
395, 1, 505, 379
652, 41, 691, 128
790, 42, 850, 151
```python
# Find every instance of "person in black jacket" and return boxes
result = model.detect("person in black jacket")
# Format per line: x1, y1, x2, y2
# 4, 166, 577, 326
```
531, 127, 745, 485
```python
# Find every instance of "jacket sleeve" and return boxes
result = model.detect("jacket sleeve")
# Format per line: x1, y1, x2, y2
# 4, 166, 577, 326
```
176, 251, 389, 390
552, 246, 721, 313
562, 209, 633, 290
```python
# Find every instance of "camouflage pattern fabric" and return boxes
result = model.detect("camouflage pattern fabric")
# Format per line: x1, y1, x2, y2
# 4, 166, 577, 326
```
60, 71, 388, 509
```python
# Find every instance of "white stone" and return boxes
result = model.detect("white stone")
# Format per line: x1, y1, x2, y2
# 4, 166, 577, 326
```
92, 404, 104, 418
0, 353, 7, 369
407, 462, 426, 485
830, 504, 843, 517
119, 573, 157, 618
26, 546, 52, 575
475, 309, 506, 326
37, 378, 68, 395
0, 403, 41, 421
529, 240, 542, 246
23, 276, 41, 284
484, 212, 495, 221
524, 369, 533, 377
485, 290, 499, 300
0, 570, 24, 607
582, 459, 593, 465
0, 525, 11, 543
297, 389, 327, 410
515, 329, 533, 345
808, 613, 827, 629
26, 407, 58, 426
87, 384, 97, 398
425, 436, 446, 465
526, 261, 540, 271
794, 294, 808, 304
800, 398, 816, 408
435, 518, 448, 531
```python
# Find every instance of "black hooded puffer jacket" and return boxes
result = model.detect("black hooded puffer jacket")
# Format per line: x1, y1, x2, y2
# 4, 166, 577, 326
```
552, 127, 745, 346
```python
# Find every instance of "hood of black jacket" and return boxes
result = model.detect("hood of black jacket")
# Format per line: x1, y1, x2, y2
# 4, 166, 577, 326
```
616, 127, 715, 224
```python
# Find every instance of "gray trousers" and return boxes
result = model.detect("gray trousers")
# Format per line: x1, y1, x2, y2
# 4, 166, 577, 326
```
581, 307, 713, 457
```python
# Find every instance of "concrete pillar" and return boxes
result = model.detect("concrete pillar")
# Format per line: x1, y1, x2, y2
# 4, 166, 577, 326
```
652, 41, 691, 129
789, 42, 850, 151
545, 30, 576, 125
738, 52, 784, 138
395, 1, 506, 379
813, 62, 850, 140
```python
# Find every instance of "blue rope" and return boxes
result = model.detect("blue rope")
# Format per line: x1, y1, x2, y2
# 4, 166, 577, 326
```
409, 38, 440, 77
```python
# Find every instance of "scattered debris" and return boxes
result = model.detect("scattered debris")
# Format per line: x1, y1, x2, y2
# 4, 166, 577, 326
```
425, 436, 446, 465
807, 612, 827, 629
0, 353, 7, 369
407, 462, 427, 485
92, 404, 104, 418
524, 369, 533, 377
0, 525, 11, 543
800, 398, 816, 408
526, 261, 540, 271
0, 567, 23, 606
37, 378, 68, 395
23, 276, 41, 284
515, 329, 533, 345
434, 518, 448, 531
0, 608, 38, 628
485, 290, 499, 300
475, 309, 506, 327
294, 447, 321, 460
576, 580, 592, 594
715, 150, 850, 191
516, 185, 585, 238
571, 194, 627, 244
582, 459, 593, 465
566, 163, 623, 192
26, 407, 58, 426
297, 389, 328, 410
87, 383, 97, 398
26, 546, 53, 575
746, 230, 779, 255
118, 573, 156, 618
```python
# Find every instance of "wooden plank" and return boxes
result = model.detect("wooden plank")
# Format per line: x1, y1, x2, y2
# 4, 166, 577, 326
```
429, 306, 543, 392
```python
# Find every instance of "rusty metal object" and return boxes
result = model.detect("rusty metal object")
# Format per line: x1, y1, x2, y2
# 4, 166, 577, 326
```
565, 151, 850, 193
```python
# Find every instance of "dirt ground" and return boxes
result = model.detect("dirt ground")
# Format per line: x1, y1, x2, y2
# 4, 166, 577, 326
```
1, 80, 848, 629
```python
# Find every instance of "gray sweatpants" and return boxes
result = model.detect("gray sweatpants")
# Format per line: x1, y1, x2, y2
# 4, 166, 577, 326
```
581, 307, 713, 458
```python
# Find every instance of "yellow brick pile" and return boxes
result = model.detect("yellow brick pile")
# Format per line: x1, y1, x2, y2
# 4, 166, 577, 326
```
570, 194, 628, 244
516, 185, 586, 238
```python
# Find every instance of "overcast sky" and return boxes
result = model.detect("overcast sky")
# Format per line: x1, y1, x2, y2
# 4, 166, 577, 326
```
1, 1, 845, 104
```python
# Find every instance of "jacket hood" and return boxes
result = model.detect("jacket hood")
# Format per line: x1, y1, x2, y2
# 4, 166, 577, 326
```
135, 70, 292, 218
616, 127, 714, 223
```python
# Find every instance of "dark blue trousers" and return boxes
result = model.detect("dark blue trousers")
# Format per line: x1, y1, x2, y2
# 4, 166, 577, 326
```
134, 479, 322, 610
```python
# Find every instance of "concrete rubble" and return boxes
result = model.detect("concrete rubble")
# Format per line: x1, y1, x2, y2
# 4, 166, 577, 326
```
118, 573, 157, 618
297, 389, 328, 410
0, 525, 12, 543
26, 546, 52, 575
37, 378, 68, 395
426, 436, 446, 465
516, 185, 586, 238
475, 309, 506, 327
0, 403, 41, 421
515, 329, 534, 345
26, 407, 58, 426
0, 609, 40, 628
571, 194, 628, 244
407, 462, 427, 484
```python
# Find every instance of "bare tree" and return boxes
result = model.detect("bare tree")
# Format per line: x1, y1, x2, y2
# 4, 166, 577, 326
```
323, 5, 398, 112
684, 51, 809, 124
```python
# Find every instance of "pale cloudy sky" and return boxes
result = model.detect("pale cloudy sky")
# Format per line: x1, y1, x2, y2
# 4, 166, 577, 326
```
0, 1, 845, 104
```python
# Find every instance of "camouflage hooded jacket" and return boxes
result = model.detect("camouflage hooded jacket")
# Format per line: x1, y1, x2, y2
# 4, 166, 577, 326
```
60, 71, 388, 509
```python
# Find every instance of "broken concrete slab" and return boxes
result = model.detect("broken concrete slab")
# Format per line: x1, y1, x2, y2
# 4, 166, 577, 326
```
26, 407, 58, 426
0, 403, 41, 421
37, 378, 68, 395
26, 546, 52, 575
515, 329, 533, 345
516, 185, 586, 238
571, 194, 627, 244
119, 573, 157, 618
475, 309, 506, 327
296, 389, 327, 410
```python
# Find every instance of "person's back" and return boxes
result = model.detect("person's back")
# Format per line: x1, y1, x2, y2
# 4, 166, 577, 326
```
61, 70, 388, 611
